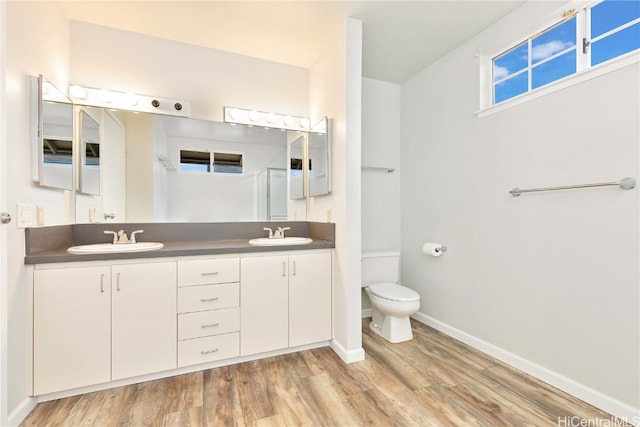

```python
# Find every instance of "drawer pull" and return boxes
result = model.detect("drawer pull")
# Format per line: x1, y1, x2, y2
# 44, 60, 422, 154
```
201, 348, 219, 355
200, 297, 219, 302
201, 272, 220, 276
201, 323, 220, 328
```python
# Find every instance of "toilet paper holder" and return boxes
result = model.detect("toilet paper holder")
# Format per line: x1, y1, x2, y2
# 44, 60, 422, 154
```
435, 245, 447, 253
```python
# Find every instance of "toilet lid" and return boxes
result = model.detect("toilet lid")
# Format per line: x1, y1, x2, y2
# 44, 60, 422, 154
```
367, 282, 420, 302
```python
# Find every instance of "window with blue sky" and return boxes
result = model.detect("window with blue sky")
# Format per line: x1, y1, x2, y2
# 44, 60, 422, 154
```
493, 0, 640, 104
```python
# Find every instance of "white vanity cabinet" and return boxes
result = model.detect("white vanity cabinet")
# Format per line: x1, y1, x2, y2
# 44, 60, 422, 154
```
33, 260, 177, 395
111, 262, 177, 380
34, 265, 111, 395
240, 250, 331, 356
240, 254, 289, 355
288, 251, 332, 347
177, 256, 240, 367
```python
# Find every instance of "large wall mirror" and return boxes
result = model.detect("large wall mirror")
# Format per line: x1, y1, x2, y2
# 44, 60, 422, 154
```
74, 110, 307, 224
32, 75, 331, 224
32, 75, 74, 191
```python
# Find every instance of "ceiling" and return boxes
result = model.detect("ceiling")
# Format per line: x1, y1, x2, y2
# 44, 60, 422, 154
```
56, 0, 524, 84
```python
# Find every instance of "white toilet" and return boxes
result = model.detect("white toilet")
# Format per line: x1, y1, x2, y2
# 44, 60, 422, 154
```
362, 251, 420, 343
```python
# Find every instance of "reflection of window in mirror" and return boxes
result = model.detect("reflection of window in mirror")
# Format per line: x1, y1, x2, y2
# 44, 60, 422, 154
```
43, 139, 72, 165
290, 158, 311, 176
180, 149, 244, 174
85, 143, 100, 166
180, 150, 210, 172
213, 152, 243, 174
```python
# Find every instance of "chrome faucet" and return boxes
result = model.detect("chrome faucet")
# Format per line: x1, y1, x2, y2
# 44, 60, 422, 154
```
130, 230, 144, 243
274, 226, 291, 238
263, 227, 274, 238
104, 230, 118, 244
104, 229, 144, 244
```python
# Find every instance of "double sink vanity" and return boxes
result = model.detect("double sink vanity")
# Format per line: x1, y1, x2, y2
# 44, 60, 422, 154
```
25, 221, 334, 398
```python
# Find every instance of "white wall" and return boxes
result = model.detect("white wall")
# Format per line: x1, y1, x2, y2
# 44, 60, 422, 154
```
361, 78, 401, 253
309, 18, 364, 362
401, 1, 639, 419
5, 1, 71, 423
70, 21, 308, 122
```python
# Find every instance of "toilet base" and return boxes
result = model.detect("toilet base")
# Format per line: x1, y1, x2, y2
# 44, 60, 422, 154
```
368, 314, 413, 344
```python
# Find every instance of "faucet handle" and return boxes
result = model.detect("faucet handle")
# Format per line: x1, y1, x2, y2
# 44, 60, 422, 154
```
277, 227, 291, 238
130, 230, 144, 244
263, 227, 274, 238
104, 230, 118, 244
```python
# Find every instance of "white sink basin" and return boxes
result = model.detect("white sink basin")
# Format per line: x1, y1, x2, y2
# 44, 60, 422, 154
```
248, 237, 313, 246
67, 242, 164, 254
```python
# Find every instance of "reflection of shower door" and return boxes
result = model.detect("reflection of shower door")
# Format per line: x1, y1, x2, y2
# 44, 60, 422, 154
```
267, 168, 287, 221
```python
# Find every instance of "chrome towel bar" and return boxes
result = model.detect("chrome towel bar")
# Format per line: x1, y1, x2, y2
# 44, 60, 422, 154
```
509, 177, 636, 197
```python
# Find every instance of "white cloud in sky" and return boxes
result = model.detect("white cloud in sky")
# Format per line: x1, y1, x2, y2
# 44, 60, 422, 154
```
494, 65, 510, 81
531, 40, 574, 61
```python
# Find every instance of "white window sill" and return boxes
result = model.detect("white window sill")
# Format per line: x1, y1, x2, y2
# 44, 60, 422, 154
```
476, 51, 640, 119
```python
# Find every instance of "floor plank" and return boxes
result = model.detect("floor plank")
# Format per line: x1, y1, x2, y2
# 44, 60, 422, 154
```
20, 318, 622, 427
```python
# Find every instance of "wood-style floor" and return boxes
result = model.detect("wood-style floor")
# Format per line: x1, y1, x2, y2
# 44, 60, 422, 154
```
21, 318, 620, 427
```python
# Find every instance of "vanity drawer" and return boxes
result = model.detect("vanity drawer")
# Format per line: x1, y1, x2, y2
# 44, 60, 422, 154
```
178, 307, 240, 340
178, 333, 240, 367
177, 283, 239, 313
178, 257, 239, 287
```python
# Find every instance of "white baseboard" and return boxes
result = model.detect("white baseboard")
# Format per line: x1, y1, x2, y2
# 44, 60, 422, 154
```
412, 312, 640, 425
8, 397, 37, 427
330, 339, 365, 364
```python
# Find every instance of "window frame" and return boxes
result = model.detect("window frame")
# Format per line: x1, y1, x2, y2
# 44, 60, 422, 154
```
487, 0, 640, 109
178, 148, 245, 175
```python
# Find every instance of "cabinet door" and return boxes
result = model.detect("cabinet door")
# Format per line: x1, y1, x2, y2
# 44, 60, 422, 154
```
240, 255, 289, 355
289, 252, 332, 347
111, 262, 177, 380
34, 266, 111, 395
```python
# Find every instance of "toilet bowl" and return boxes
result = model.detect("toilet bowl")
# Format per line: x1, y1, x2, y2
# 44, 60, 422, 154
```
362, 252, 421, 343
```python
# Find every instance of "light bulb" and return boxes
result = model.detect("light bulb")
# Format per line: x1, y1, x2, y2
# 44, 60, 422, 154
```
229, 108, 241, 120
248, 110, 259, 121
300, 118, 310, 129
100, 89, 113, 103
69, 85, 87, 99
283, 116, 292, 126
266, 113, 277, 124
124, 93, 139, 106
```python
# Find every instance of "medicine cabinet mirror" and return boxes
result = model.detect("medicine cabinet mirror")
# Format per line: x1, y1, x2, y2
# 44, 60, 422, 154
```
78, 108, 101, 196
289, 134, 306, 200
32, 75, 74, 191
308, 117, 330, 197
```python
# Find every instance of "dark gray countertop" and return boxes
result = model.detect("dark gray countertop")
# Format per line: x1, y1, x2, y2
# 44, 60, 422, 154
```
24, 222, 335, 264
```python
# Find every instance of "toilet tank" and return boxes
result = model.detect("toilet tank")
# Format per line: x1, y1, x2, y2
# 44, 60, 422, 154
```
361, 251, 400, 286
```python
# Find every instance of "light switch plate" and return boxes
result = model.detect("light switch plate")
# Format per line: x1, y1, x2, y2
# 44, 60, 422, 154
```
16, 203, 35, 228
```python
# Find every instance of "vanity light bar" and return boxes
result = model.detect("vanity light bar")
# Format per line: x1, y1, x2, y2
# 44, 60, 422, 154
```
67, 85, 191, 117
224, 107, 310, 131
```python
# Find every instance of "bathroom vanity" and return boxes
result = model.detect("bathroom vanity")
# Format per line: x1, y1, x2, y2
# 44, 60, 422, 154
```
25, 221, 334, 398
